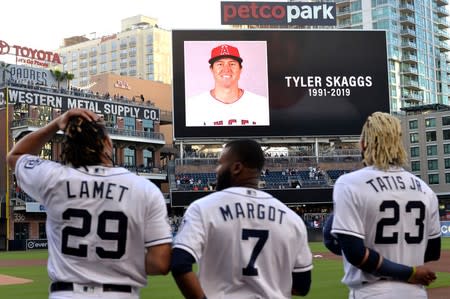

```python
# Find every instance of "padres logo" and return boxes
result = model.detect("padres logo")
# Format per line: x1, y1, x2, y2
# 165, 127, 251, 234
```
0, 40, 10, 55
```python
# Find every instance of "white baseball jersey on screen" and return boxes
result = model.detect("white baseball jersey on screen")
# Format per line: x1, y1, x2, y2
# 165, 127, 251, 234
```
331, 166, 441, 289
173, 187, 313, 299
185, 90, 270, 126
15, 154, 172, 288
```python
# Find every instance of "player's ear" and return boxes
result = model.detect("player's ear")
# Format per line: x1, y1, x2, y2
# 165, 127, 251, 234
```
231, 161, 243, 175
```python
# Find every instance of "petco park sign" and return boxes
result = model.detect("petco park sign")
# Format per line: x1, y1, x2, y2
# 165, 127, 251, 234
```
0, 40, 61, 67
221, 1, 336, 26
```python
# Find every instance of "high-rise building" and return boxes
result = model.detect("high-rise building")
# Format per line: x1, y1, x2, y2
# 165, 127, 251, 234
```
332, 0, 450, 112
57, 15, 172, 87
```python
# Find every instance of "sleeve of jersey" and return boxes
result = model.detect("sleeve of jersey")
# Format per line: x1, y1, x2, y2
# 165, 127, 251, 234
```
293, 217, 314, 273
331, 181, 365, 239
144, 186, 172, 247
428, 193, 442, 239
172, 203, 205, 263
14, 154, 57, 206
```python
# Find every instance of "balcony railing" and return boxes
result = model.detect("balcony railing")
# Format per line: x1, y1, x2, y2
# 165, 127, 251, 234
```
107, 127, 164, 140
401, 65, 419, 74
435, 6, 450, 17
11, 118, 165, 141
436, 29, 450, 40
401, 41, 417, 49
400, 15, 415, 25
402, 53, 418, 62
400, 28, 416, 37
399, 3, 414, 12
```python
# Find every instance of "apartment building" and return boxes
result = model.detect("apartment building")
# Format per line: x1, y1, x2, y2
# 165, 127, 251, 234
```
57, 15, 172, 87
333, 0, 450, 112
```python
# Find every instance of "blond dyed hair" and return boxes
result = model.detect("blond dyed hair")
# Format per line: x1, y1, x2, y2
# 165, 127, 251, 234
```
360, 112, 408, 171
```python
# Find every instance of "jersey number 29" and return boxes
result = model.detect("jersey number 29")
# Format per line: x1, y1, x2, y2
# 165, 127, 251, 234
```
61, 208, 128, 259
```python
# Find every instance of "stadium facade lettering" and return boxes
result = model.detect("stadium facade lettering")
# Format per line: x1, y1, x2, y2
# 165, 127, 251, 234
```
5, 87, 160, 121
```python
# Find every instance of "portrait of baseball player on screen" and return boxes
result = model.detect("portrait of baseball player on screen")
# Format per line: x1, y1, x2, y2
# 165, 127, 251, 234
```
184, 41, 270, 127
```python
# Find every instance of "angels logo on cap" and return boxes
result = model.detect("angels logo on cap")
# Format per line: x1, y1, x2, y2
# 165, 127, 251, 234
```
209, 44, 243, 64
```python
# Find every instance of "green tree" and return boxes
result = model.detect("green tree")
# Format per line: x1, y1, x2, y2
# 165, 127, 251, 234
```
64, 72, 75, 89
49, 69, 66, 89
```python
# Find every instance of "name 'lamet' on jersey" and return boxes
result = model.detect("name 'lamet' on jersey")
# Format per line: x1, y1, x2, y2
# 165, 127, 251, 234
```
66, 180, 129, 202
219, 202, 287, 224
365, 175, 423, 193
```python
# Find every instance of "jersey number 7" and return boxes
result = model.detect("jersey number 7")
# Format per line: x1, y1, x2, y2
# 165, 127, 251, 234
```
241, 229, 269, 276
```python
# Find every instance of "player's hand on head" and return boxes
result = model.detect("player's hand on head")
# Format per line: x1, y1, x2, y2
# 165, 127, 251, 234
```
57, 108, 100, 130
408, 266, 437, 286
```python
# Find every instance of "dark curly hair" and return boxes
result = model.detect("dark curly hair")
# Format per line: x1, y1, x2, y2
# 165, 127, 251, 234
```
224, 139, 265, 172
60, 116, 109, 168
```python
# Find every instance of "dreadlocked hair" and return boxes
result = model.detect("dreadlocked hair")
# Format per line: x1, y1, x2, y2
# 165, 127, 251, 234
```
60, 116, 108, 168
361, 112, 408, 171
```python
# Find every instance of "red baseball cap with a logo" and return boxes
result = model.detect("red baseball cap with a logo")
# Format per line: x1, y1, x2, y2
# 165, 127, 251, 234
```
208, 44, 243, 64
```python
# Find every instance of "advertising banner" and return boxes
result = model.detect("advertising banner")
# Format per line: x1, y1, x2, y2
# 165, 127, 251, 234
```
26, 239, 48, 250
6, 87, 160, 121
441, 221, 450, 237
221, 2, 336, 26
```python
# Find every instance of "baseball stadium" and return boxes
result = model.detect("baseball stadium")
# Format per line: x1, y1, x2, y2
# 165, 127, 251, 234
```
1, 6, 450, 299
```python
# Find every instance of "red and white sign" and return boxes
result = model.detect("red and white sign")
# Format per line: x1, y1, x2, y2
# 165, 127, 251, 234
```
114, 80, 131, 90
0, 40, 61, 67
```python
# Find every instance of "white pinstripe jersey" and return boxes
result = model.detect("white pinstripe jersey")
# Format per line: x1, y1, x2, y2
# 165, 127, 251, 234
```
331, 166, 441, 288
173, 187, 313, 299
185, 90, 270, 127
15, 154, 172, 288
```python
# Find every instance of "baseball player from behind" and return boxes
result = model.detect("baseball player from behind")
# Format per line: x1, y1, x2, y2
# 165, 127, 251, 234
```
330, 112, 441, 299
171, 139, 313, 299
7, 108, 172, 299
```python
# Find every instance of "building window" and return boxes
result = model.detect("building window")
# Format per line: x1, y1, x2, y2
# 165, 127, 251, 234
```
445, 158, 450, 169
426, 131, 437, 142
444, 129, 450, 140
124, 148, 135, 166
143, 149, 153, 168
411, 161, 420, 171
426, 145, 438, 156
409, 119, 418, 130
425, 118, 436, 128
39, 222, 47, 239
444, 144, 450, 155
142, 119, 154, 131
428, 174, 439, 185
410, 132, 419, 143
443, 116, 450, 126
410, 147, 420, 157
428, 159, 439, 171
124, 117, 135, 131
446, 173, 450, 184
14, 222, 29, 240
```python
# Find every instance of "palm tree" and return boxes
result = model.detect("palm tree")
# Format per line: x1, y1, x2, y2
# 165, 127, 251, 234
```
64, 72, 75, 90
49, 69, 66, 89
